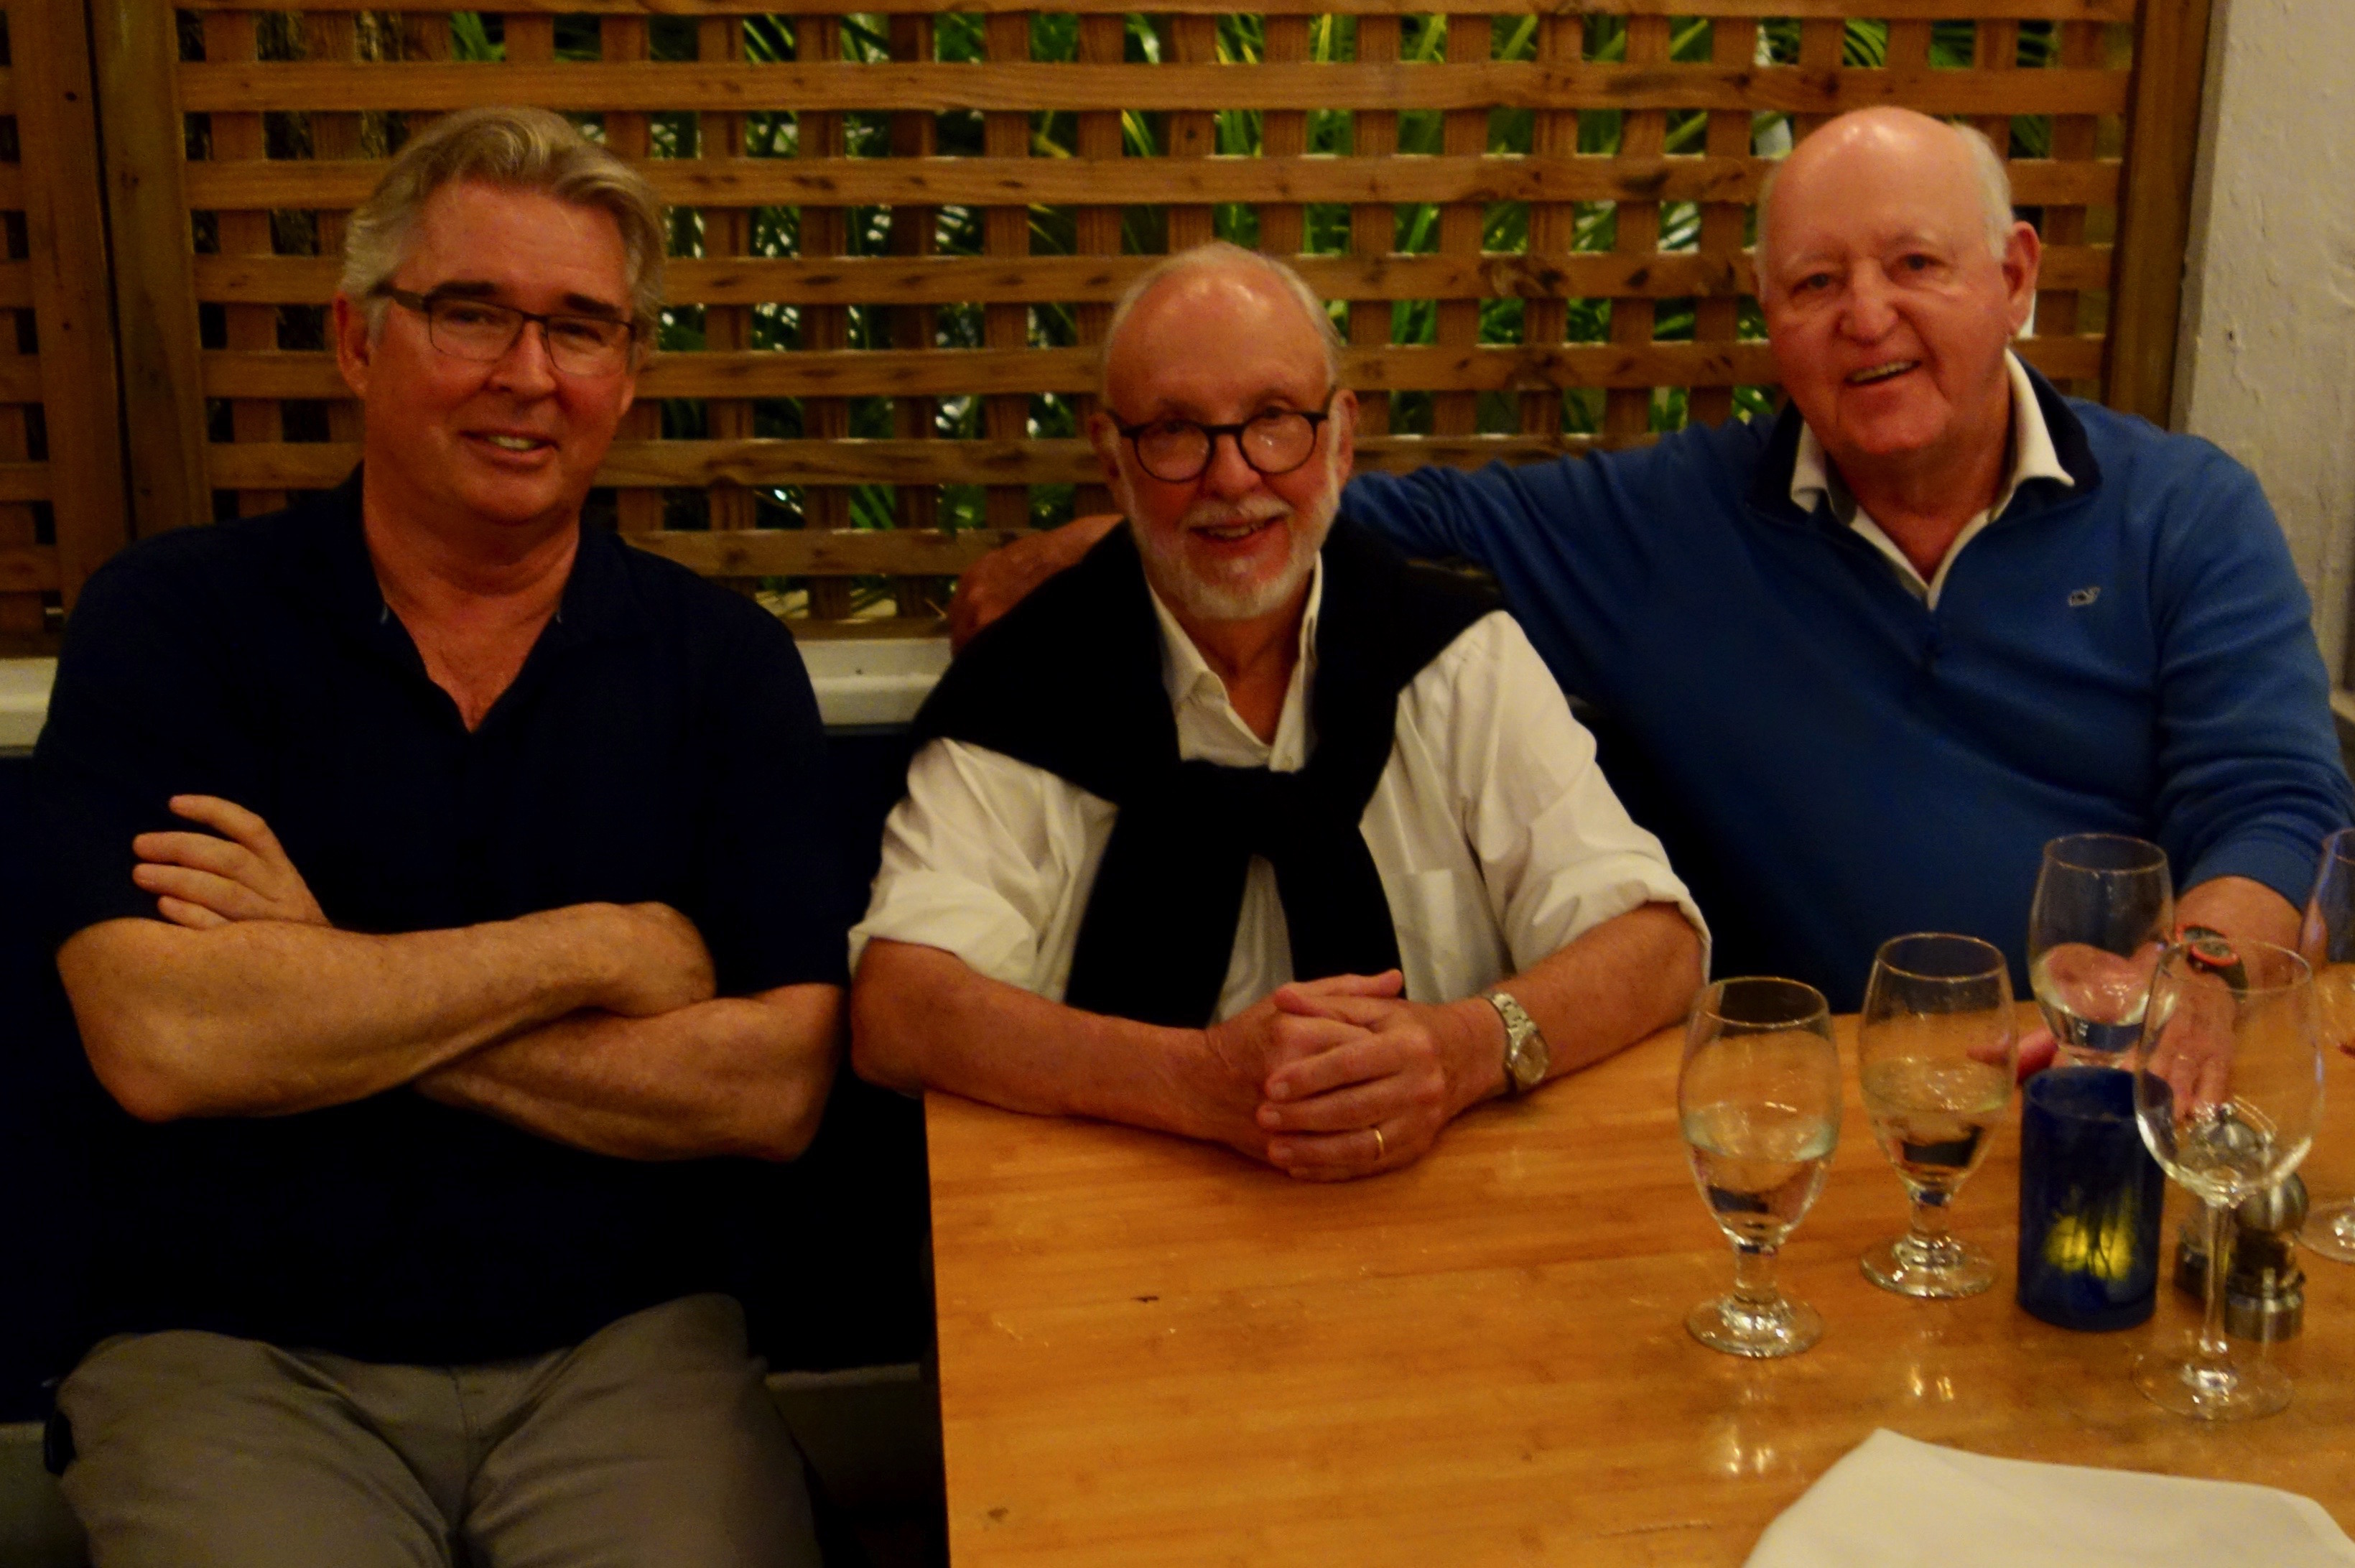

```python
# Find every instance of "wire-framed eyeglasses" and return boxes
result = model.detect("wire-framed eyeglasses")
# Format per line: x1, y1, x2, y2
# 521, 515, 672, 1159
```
1113, 394, 1336, 484
376, 287, 638, 376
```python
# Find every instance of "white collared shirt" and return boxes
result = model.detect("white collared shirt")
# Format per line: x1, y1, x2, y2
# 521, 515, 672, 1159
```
1790, 350, 2075, 608
850, 558, 1705, 1020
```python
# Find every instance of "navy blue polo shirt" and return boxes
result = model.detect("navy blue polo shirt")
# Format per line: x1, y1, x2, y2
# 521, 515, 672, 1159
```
34, 474, 845, 1364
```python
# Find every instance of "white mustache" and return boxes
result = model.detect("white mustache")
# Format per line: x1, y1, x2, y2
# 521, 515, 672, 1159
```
1181, 495, 1291, 530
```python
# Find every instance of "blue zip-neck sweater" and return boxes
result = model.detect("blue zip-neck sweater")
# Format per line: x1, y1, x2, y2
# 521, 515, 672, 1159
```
1342, 369, 2353, 1009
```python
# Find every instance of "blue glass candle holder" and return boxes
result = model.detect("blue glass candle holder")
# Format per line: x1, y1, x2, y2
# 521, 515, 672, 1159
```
2016, 1066, 2165, 1331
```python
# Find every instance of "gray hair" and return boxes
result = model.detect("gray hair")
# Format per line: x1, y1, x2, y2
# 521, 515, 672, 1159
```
339, 106, 665, 348
1099, 241, 1344, 400
1754, 119, 2014, 279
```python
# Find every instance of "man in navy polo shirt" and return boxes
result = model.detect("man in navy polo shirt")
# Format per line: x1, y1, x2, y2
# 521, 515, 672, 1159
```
36, 108, 838, 1564
953, 108, 2352, 1013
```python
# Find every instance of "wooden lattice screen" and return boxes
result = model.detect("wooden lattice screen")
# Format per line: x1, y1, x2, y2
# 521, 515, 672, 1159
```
0, 0, 128, 654
85, 0, 2204, 639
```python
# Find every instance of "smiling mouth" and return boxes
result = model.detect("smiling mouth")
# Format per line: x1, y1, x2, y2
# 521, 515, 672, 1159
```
1847, 360, 1920, 386
475, 432, 554, 453
1192, 516, 1281, 544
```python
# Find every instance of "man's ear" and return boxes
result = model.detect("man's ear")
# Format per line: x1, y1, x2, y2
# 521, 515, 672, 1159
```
330, 292, 371, 400
1328, 388, 1359, 481
2002, 218, 2043, 337
1085, 409, 1123, 487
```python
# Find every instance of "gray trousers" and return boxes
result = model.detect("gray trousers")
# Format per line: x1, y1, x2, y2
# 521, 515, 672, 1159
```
55, 1294, 822, 1568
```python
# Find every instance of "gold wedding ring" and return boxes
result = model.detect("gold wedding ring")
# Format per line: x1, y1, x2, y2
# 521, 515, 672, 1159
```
1372, 1126, 1388, 1160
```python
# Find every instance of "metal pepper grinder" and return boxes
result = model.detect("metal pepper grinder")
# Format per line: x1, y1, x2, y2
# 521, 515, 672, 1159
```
2174, 1174, 2308, 1342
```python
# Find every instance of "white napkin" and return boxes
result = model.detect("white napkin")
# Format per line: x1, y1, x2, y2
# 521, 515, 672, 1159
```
1745, 1429, 2355, 1568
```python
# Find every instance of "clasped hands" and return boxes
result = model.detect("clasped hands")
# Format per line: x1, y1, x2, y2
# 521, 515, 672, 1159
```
1200, 970, 1500, 1183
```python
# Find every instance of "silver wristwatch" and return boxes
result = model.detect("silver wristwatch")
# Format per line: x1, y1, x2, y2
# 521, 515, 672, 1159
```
1482, 989, 1549, 1097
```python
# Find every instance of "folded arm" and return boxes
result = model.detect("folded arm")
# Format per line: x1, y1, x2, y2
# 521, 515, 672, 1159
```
60, 792, 721, 1131
416, 980, 842, 1161
58, 898, 713, 1124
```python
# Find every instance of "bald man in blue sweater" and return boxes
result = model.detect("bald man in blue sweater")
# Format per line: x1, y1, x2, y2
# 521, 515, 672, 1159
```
951, 109, 2351, 1013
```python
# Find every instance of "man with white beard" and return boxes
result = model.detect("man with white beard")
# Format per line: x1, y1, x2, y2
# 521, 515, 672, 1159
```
847, 244, 1704, 1180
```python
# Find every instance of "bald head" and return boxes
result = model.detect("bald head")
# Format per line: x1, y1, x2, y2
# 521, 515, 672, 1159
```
1757, 109, 2012, 278
1751, 103, 2040, 507
1100, 242, 1342, 402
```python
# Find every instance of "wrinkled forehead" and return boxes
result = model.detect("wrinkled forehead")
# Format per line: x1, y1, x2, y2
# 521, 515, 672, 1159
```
400, 181, 634, 304
1769, 129, 1984, 260
1106, 271, 1331, 417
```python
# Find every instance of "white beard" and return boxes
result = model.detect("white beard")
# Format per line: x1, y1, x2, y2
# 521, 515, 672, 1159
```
1116, 447, 1342, 623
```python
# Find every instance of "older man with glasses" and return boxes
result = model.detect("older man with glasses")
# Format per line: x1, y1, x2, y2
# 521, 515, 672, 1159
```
34, 107, 838, 1564
849, 242, 1706, 1180
955, 111, 2354, 1024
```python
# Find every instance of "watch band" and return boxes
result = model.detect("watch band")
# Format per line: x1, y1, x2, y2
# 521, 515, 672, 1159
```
2178, 924, 2249, 993
1482, 988, 1548, 1098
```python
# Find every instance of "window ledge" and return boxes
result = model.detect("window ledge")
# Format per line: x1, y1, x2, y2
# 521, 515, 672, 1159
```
1, 641, 949, 748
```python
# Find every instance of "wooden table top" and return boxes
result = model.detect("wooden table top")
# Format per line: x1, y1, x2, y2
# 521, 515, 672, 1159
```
925, 1014, 2355, 1565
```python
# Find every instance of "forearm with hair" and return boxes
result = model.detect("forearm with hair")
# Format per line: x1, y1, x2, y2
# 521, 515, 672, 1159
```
58, 905, 676, 1122
850, 938, 1209, 1136
417, 983, 842, 1161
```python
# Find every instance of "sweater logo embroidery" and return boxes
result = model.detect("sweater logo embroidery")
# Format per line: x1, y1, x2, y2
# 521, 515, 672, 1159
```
2068, 586, 2102, 608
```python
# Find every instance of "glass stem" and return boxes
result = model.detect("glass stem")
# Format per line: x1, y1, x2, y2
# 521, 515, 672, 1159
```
2198, 1196, 2234, 1366
1731, 1240, 1780, 1307
1908, 1188, 1952, 1245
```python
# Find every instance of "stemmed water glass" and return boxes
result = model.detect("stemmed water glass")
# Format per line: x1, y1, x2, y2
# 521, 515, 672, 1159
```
1857, 934, 2019, 1298
2129, 939, 2323, 1419
2297, 825, 2355, 1263
1679, 978, 1843, 1358
2027, 833, 2175, 1065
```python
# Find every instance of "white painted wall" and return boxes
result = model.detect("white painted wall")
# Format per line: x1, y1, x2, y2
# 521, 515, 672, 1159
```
2173, 0, 2355, 685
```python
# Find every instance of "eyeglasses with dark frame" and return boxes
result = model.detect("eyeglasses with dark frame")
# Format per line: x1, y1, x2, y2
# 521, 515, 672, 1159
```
1113, 394, 1337, 485
375, 287, 638, 377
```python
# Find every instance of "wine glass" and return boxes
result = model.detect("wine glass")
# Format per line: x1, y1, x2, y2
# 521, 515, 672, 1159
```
1857, 933, 2019, 1298
2027, 833, 2174, 1065
1679, 977, 1843, 1358
2297, 826, 2355, 1263
2129, 939, 2323, 1420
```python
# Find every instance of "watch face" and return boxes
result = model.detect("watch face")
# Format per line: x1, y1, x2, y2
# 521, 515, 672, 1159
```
1508, 1031, 1547, 1091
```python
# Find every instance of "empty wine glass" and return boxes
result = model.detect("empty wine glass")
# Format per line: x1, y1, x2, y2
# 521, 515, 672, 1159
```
1679, 978, 1843, 1358
2028, 834, 2173, 1067
1858, 934, 2019, 1298
2129, 939, 2323, 1420
2297, 826, 2355, 1263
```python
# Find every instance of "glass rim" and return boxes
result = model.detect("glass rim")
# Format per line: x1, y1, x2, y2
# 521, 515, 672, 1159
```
1870, 931, 2009, 983
1690, 974, 1829, 1031
2041, 832, 2170, 877
2322, 825, 2355, 866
